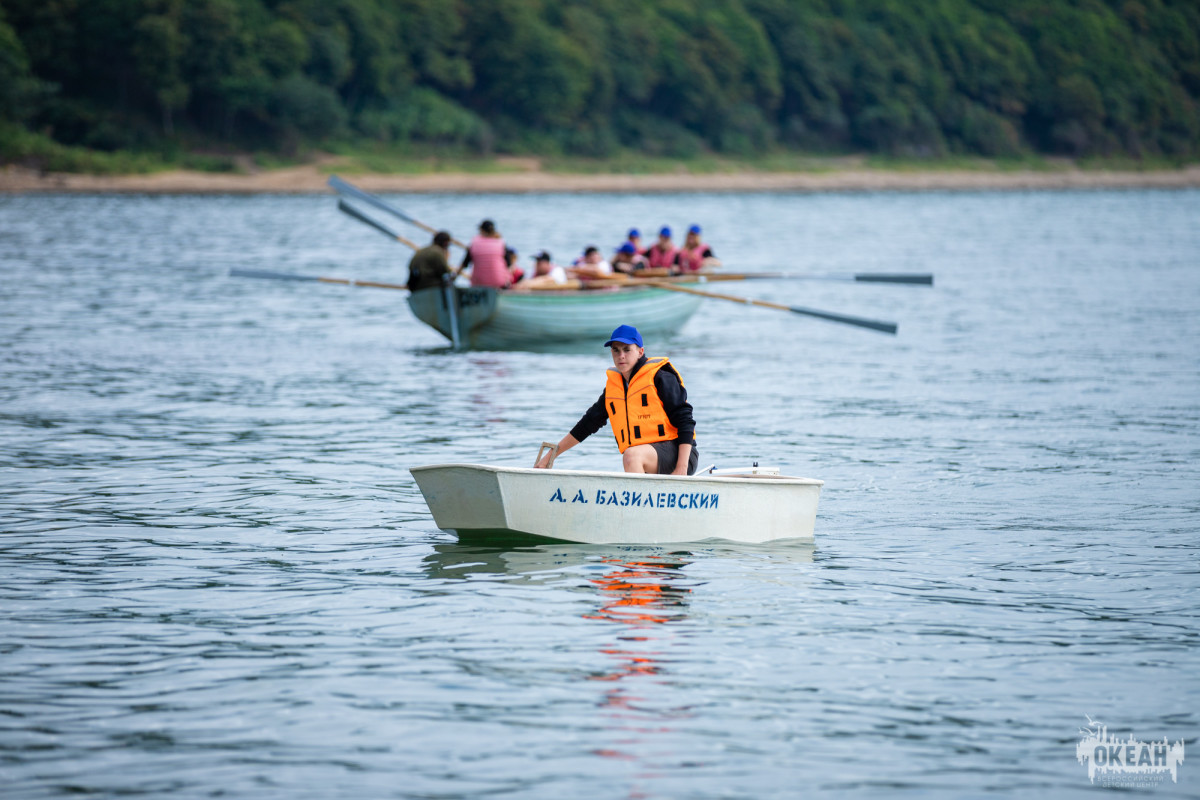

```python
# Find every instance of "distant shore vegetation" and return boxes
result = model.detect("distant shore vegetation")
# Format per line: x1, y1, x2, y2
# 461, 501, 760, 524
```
2, 0, 1198, 175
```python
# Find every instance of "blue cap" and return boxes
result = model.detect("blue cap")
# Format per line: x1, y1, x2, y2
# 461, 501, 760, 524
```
628, 228, 640, 239
617, 242, 636, 254
688, 224, 701, 235
604, 324, 643, 348
659, 226, 671, 237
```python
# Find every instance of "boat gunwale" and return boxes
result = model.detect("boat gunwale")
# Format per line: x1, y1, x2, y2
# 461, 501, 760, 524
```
410, 463, 824, 487
498, 285, 686, 300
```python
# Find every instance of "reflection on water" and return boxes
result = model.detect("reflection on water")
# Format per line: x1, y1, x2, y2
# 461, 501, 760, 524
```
420, 541, 631, 580
585, 556, 695, 767
420, 541, 814, 582
585, 556, 693, 627
467, 355, 514, 424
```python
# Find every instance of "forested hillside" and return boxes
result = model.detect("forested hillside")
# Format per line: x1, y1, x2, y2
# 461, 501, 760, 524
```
2, 0, 1198, 168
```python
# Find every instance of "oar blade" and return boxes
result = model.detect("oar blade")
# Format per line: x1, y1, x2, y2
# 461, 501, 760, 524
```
329, 174, 417, 224
327, 174, 360, 196
854, 273, 934, 285
644, 279, 900, 335
710, 271, 933, 285
338, 199, 400, 239
788, 304, 898, 334
330, 174, 465, 248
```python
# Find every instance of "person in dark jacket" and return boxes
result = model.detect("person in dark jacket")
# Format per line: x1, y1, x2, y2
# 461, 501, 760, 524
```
535, 324, 698, 475
406, 231, 452, 291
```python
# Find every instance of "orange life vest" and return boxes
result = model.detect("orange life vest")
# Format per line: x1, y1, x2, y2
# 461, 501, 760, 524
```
604, 357, 683, 453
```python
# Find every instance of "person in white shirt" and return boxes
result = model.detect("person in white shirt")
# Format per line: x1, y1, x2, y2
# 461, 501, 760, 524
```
570, 246, 613, 280
517, 251, 570, 288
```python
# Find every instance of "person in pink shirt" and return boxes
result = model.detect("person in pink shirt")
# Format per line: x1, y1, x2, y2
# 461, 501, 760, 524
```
460, 219, 512, 288
645, 226, 677, 270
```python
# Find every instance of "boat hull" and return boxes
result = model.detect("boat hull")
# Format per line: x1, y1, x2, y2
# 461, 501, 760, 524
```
410, 464, 823, 544
406, 285, 702, 349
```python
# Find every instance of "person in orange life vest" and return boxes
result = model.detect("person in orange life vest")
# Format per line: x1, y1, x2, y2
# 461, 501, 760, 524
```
674, 224, 718, 272
534, 324, 699, 476
459, 219, 513, 288
646, 226, 678, 270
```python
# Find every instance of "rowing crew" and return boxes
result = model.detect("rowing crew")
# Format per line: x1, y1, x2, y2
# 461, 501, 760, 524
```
618, 225, 719, 273
407, 220, 719, 292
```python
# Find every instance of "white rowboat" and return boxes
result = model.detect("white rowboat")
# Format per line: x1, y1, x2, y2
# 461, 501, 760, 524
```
410, 464, 823, 545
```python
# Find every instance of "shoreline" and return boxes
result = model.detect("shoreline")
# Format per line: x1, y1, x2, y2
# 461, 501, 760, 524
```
3, 163, 1200, 194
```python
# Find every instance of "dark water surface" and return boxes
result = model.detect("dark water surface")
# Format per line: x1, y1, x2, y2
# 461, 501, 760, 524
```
1, 190, 1198, 798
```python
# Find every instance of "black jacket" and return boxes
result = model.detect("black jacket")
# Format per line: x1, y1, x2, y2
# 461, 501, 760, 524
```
569, 355, 696, 446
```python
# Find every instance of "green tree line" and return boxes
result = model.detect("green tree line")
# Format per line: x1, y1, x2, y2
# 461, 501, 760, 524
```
2, 0, 1198, 166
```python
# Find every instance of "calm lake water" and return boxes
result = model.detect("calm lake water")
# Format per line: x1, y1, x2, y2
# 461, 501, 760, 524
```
1, 188, 1198, 798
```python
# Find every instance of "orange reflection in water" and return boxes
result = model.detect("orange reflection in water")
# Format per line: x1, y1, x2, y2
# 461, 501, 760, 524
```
585, 556, 695, 775
584, 558, 691, 627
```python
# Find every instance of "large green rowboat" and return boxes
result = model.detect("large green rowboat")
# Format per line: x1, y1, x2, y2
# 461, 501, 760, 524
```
406, 284, 703, 350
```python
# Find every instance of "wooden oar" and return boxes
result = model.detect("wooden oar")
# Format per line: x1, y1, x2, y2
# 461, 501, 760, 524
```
717, 271, 933, 286
230, 268, 408, 291
620, 271, 931, 285
328, 175, 468, 249
337, 200, 421, 250
643, 280, 898, 334
597, 270, 931, 286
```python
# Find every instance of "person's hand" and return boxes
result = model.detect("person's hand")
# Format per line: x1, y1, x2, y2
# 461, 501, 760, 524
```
536, 436, 572, 470
671, 466, 689, 476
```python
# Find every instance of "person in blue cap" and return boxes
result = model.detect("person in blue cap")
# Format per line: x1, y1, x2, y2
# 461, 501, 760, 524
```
647, 226, 677, 270
534, 324, 698, 475
612, 242, 648, 274
675, 224, 718, 272
625, 228, 645, 255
